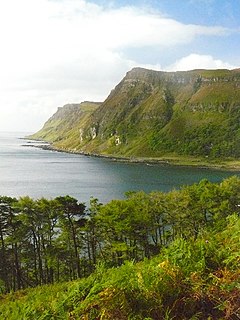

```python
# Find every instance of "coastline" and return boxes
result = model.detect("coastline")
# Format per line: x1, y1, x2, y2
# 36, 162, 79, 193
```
22, 138, 240, 172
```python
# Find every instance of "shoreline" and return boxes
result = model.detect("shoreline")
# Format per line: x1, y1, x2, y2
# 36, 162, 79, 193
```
22, 138, 240, 172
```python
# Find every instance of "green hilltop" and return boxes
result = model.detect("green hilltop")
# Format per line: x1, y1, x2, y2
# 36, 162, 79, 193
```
30, 67, 240, 167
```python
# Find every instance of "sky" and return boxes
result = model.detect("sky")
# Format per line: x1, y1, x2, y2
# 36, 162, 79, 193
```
0, 0, 239, 132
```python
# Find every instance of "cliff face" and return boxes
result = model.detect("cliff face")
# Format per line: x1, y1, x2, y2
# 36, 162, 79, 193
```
29, 102, 101, 150
32, 67, 240, 159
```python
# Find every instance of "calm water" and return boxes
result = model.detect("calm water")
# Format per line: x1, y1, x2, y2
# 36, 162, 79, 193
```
0, 132, 238, 203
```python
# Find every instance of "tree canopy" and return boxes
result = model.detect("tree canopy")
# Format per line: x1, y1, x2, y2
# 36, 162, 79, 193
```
0, 176, 240, 293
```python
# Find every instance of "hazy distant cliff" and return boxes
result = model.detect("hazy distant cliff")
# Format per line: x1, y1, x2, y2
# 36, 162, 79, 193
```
31, 67, 240, 161
29, 101, 101, 150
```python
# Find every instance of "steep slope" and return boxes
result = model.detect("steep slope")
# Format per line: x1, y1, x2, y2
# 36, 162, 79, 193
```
29, 101, 101, 150
0, 212, 239, 319
32, 67, 240, 161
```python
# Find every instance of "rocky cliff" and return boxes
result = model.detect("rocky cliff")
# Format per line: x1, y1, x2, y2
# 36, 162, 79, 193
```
29, 101, 101, 150
31, 67, 240, 161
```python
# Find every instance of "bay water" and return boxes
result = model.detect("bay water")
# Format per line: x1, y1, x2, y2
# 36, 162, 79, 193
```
0, 132, 237, 204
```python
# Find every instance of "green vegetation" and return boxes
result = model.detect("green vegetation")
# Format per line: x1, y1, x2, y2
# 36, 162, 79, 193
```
29, 101, 101, 150
30, 67, 240, 167
0, 177, 240, 319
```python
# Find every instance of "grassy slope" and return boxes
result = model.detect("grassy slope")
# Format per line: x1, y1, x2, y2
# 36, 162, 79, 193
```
31, 68, 240, 168
0, 214, 239, 319
29, 101, 101, 151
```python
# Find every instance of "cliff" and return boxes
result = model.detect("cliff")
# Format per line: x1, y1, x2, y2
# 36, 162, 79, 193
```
31, 67, 240, 161
29, 101, 101, 150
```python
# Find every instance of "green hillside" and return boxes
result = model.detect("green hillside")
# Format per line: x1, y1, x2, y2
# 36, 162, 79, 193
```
0, 199, 240, 320
29, 101, 101, 151
1, 220, 239, 319
30, 67, 240, 165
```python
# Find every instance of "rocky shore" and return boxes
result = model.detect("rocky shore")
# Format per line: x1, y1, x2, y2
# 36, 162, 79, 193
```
22, 138, 240, 171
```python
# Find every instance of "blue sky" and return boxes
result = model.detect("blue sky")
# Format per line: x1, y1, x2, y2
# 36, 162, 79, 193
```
0, 0, 239, 131
98, 0, 239, 27
93, 0, 240, 66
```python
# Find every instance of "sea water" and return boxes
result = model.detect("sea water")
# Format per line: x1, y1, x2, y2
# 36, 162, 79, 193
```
0, 132, 237, 204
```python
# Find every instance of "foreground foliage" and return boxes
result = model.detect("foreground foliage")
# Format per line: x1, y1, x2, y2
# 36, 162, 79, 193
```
0, 213, 239, 319
0, 176, 240, 292
0, 176, 240, 318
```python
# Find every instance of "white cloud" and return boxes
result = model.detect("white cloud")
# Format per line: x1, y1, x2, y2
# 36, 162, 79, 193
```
0, 0, 234, 131
166, 53, 236, 71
